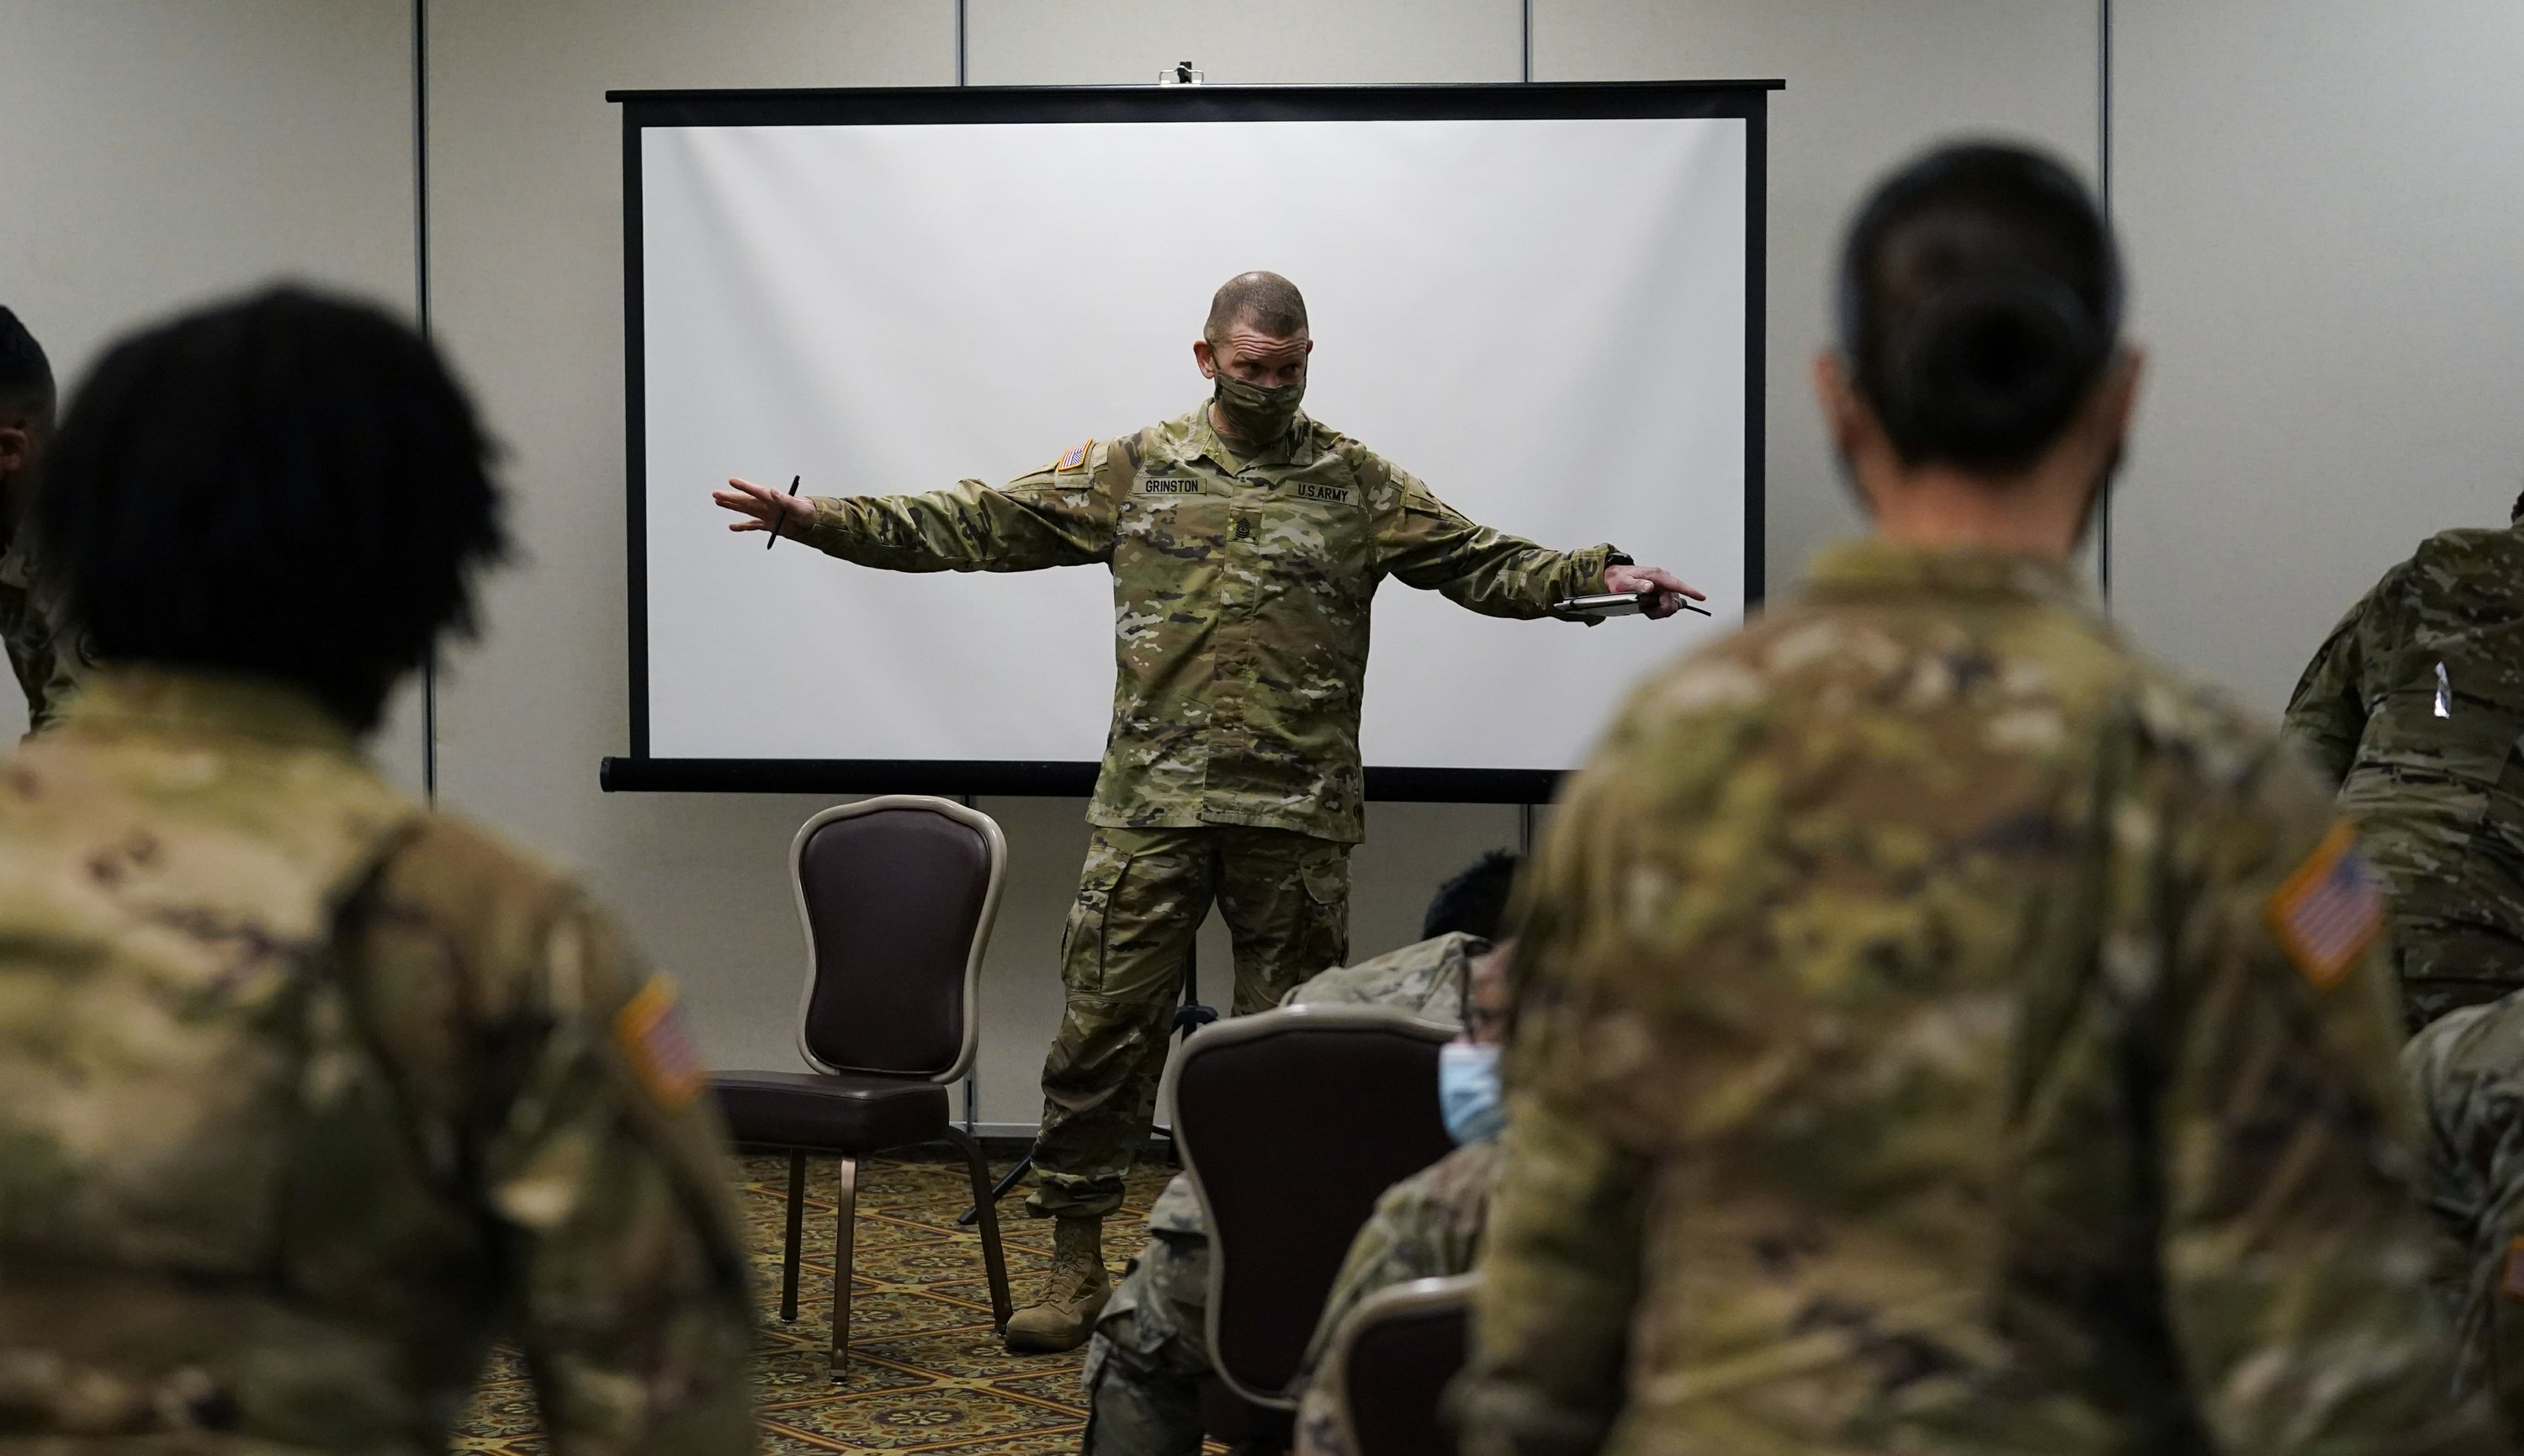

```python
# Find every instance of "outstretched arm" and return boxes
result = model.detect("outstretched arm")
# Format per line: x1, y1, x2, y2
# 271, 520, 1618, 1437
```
1366, 454, 1703, 619
713, 442, 1121, 574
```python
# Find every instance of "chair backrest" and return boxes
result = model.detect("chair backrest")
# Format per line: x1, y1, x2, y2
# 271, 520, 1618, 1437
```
1170, 1004, 1456, 1408
1333, 1273, 1475, 1456
790, 796, 1005, 1083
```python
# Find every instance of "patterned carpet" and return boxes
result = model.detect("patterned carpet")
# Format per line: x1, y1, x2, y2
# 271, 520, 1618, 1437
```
455, 1147, 1177, 1455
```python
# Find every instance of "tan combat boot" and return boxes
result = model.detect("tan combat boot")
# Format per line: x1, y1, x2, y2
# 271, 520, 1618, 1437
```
1003, 1215, 1111, 1354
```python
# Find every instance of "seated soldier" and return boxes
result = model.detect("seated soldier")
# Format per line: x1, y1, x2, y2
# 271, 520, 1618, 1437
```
2404, 991, 2524, 1430
1289, 955, 1508, 1456
1079, 852, 1516, 1456
0, 289, 756, 1453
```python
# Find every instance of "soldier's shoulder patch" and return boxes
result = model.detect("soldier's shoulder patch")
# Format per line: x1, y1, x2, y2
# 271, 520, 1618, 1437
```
1053, 438, 1094, 473
2502, 1236, 2524, 1301
615, 975, 705, 1109
2264, 821, 2383, 990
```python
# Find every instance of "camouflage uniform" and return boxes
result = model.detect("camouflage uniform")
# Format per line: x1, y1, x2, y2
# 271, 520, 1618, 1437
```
1461, 539, 2501, 1456
2286, 516, 2524, 1030
2403, 988, 2524, 1432
1291, 1139, 1499, 1456
0, 526, 82, 731
1080, 933, 1482, 1456
0, 668, 757, 1454
801, 404, 1612, 1217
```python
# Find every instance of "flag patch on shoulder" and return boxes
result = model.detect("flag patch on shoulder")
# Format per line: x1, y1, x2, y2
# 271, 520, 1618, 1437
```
2265, 822, 2383, 989
616, 976, 705, 1109
1054, 439, 1094, 472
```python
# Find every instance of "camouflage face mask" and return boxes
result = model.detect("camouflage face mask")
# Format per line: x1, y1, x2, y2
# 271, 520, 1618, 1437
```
1212, 371, 1305, 443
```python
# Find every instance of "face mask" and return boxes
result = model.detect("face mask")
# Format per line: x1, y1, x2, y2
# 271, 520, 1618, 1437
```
1438, 1041, 1504, 1146
1212, 370, 1305, 443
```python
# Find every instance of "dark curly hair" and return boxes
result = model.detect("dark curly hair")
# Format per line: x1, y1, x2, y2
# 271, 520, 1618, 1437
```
38, 286, 507, 729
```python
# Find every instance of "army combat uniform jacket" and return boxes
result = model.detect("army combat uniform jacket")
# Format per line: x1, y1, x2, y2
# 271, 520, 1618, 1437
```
802, 405, 1616, 844
1463, 541, 2500, 1456
2287, 519, 2524, 1027
0, 670, 756, 1454
2404, 987, 2524, 1433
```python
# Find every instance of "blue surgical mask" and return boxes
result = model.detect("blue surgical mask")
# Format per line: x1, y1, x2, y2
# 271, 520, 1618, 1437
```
1438, 1041, 1504, 1145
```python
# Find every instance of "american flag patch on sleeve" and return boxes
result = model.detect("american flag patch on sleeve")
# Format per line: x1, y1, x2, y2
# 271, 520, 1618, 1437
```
2265, 822, 2384, 990
615, 975, 706, 1109
1054, 439, 1094, 472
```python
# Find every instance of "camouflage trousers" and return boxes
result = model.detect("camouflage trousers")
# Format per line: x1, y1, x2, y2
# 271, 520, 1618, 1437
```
1027, 824, 1351, 1220
1080, 1227, 1212, 1456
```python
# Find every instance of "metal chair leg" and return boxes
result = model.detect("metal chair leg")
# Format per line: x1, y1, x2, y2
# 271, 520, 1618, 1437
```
780, 1149, 807, 1323
947, 1127, 1014, 1331
829, 1155, 859, 1380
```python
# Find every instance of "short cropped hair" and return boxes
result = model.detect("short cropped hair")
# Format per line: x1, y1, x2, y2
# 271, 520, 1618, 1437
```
39, 286, 506, 730
0, 306, 54, 425
1203, 272, 1308, 347
1423, 850, 1521, 943
1838, 143, 2121, 474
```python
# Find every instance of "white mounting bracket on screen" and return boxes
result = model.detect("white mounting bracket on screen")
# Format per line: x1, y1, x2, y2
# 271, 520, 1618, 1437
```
1159, 61, 1205, 85
602, 79, 1778, 801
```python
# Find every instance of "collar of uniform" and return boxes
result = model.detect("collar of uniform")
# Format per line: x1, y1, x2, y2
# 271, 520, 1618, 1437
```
1802, 537, 2096, 613
1181, 400, 1315, 474
60, 665, 362, 756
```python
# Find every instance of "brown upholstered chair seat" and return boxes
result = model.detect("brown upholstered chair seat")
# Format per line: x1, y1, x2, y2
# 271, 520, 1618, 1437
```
715, 1071, 949, 1152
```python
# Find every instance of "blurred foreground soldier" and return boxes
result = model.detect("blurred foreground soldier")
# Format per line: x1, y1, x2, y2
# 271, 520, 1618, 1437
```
1460, 145, 2500, 1454
715, 272, 1702, 1352
2286, 493, 2524, 1030
0, 305, 82, 728
1082, 855, 1516, 1456
0, 289, 756, 1453
2405, 990, 2524, 1430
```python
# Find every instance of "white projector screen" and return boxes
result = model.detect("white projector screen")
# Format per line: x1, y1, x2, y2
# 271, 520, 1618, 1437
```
607, 82, 1771, 800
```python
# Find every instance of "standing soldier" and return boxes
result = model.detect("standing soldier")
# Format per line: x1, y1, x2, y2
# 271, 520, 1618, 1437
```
0, 305, 83, 729
713, 272, 1701, 1352
0, 289, 759, 1453
2286, 494, 2524, 1030
1460, 145, 2501, 1453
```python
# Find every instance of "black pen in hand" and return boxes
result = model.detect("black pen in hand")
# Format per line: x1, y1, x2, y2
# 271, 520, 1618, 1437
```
765, 474, 801, 550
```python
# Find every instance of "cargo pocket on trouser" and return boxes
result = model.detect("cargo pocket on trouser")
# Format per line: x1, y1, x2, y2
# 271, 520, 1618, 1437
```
1296, 841, 1352, 979
1060, 836, 1134, 997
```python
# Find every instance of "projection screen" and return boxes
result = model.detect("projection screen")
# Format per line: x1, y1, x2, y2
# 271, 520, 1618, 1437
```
604, 82, 1773, 800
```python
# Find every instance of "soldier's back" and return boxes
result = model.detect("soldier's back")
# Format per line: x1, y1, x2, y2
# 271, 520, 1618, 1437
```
1499, 539, 2472, 1453
0, 670, 752, 1453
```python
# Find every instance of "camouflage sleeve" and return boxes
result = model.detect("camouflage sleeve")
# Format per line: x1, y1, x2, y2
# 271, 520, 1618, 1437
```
2283, 575, 2396, 789
798, 439, 1122, 574
1455, 1090, 1646, 1456
2403, 996, 2524, 1431
1360, 451, 1613, 618
487, 900, 759, 1455
2151, 741, 2502, 1452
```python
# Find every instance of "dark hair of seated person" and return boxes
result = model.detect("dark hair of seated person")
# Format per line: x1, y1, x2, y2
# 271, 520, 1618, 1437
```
1837, 141, 2122, 474
1422, 849, 1520, 943
38, 286, 506, 731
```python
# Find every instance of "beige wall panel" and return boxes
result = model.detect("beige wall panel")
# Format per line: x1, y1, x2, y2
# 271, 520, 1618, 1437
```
0, 0, 424, 785
2109, 0, 2524, 712
966, 0, 1519, 86
422, 2, 952, 1080
1534, 0, 2098, 596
